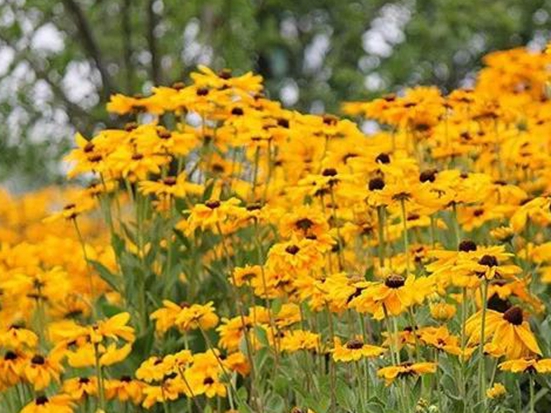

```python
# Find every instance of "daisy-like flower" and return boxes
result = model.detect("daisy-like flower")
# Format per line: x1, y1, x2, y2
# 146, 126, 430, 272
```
418, 326, 466, 357
182, 197, 242, 234
90, 312, 136, 344
106, 376, 146, 405
499, 357, 551, 373
0, 325, 38, 349
62, 376, 98, 400
24, 352, 64, 390
20, 394, 75, 413
466, 306, 541, 359
175, 302, 219, 332
331, 337, 385, 362
0, 350, 28, 386
348, 274, 433, 320
139, 173, 203, 199
377, 362, 437, 386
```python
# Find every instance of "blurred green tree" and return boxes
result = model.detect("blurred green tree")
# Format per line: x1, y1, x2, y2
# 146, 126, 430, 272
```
0, 0, 549, 186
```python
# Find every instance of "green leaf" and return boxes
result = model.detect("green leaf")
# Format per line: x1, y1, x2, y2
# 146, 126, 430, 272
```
89, 260, 121, 292
335, 379, 357, 411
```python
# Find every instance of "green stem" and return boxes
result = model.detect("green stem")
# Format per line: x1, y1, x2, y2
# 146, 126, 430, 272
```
251, 145, 261, 201
460, 287, 468, 411
94, 343, 106, 411
452, 203, 461, 250
400, 199, 410, 274
329, 186, 344, 270
376, 206, 386, 268
530, 375, 535, 413
478, 280, 489, 405
325, 305, 337, 413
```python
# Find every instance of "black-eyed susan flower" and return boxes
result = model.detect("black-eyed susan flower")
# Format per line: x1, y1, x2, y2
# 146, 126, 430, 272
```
20, 394, 75, 413
24, 352, 64, 390
466, 306, 541, 359
105, 376, 145, 405
331, 337, 385, 362
377, 362, 437, 386
499, 357, 551, 373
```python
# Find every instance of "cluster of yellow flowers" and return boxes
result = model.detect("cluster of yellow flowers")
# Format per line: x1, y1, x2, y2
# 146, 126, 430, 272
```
3, 46, 551, 413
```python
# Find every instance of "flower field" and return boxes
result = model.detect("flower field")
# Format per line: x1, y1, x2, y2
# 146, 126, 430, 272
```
3, 45, 551, 413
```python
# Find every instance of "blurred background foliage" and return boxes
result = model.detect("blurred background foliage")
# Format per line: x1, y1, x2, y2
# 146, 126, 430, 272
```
0, 0, 550, 187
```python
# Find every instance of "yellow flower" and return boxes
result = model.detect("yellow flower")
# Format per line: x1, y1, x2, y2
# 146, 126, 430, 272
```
139, 173, 203, 199
62, 376, 98, 400
348, 274, 433, 320
150, 300, 185, 334
280, 330, 321, 353
466, 306, 541, 359
105, 376, 145, 404
142, 379, 184, 408
377, 362, 437, 386
486, 382, 506, 399
90, 312, 135, 344
331, 337, 385, 362
183, 198, 242, 234
418, 326, 464, 356
499, 357, 551, 373
0, 325, 38, 349
21, 394, 75, 413
136, 356, 170, 383
24, 352, 64, 390
0, 350, 27, 386
175, 302, 219, 332
429, 302, 456, 321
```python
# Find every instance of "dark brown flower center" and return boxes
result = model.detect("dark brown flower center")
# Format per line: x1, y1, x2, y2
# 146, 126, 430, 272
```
323, 114, 338, 126
346, 339, 364, 350
205, 200, 220, 209
487, 295, 512, 313
385, 275, 405, 289
479, 255, 498, 267
124, 122, 138, 131
158, 130, 172, 139
503, 306, 523, 325
376, 153, 390, 164
295, 218, 314, 231
285, 245, 300, 255
35, 396, 49, 405
218, 69, 232, 79
459, 240, 477, 252
368, 177, 385, 191
419, 169, 438, 183
163, 177, 177, 186
246, 203, 262, 211
322, 168, 338, 177
277, 118, 289, 128
31, 355, 45, 365
4, 351, 17, 361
